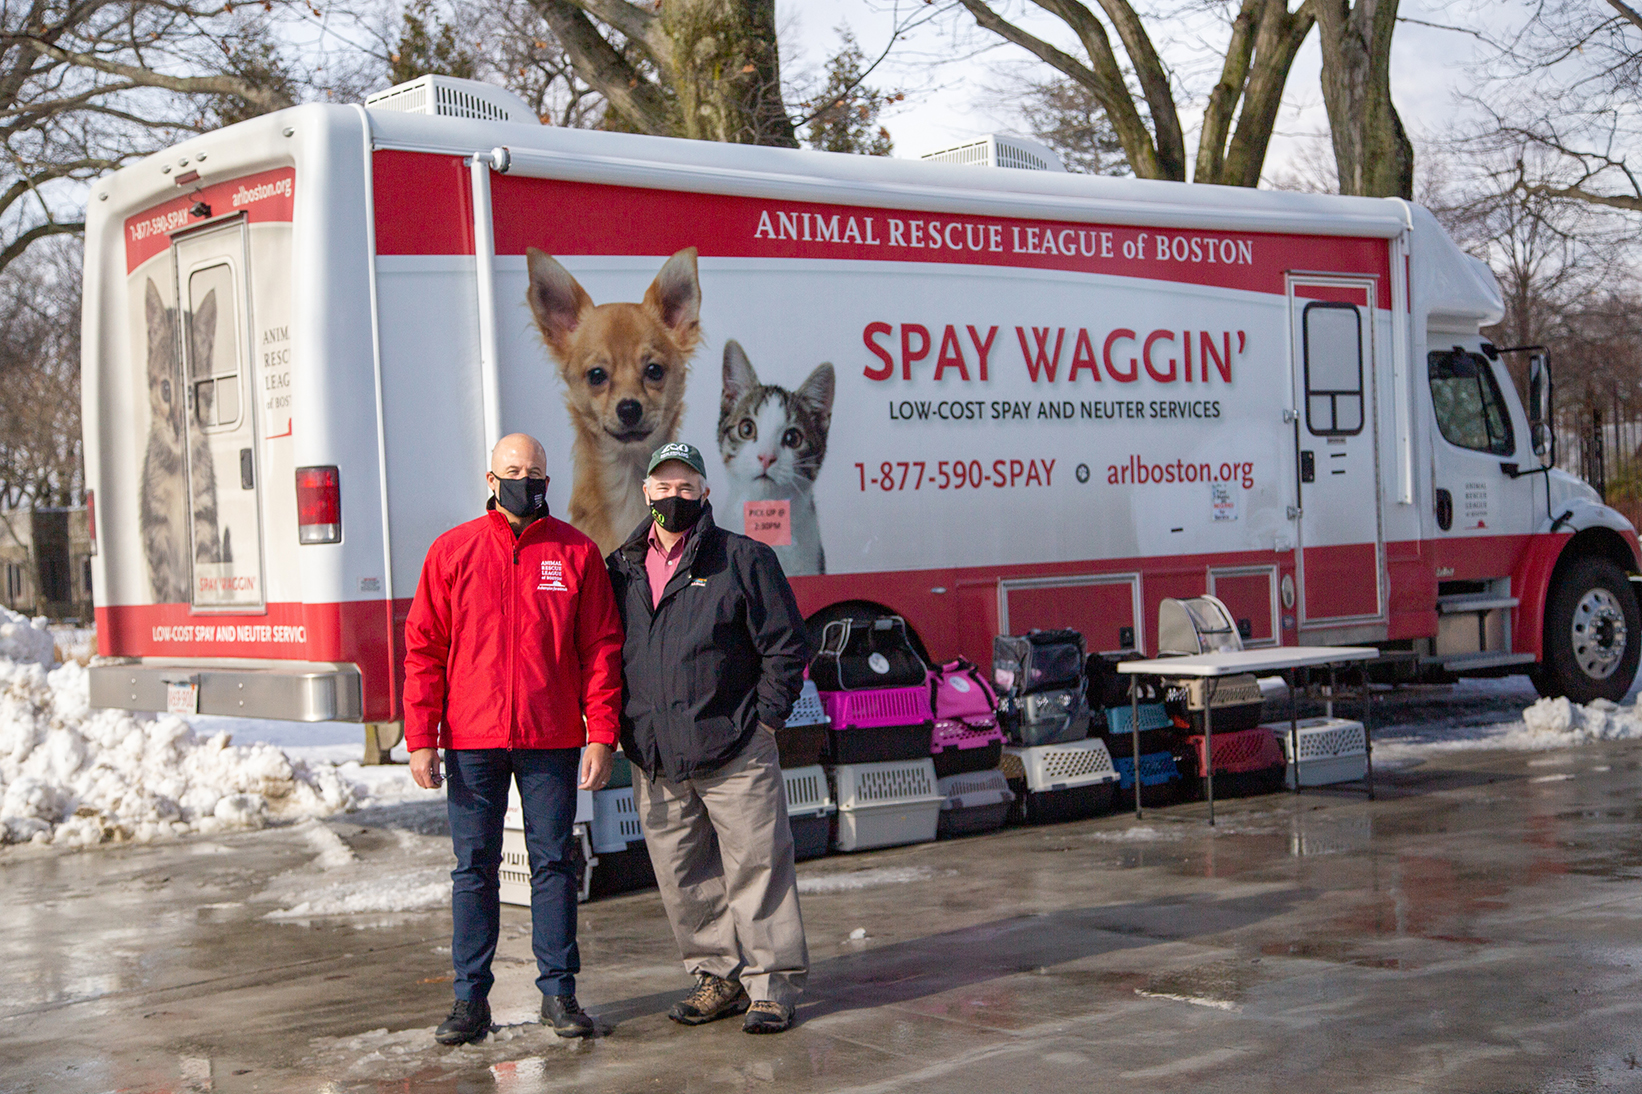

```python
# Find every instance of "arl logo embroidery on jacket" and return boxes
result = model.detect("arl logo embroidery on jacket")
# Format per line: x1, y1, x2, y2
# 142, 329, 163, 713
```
538, 559, 569, 592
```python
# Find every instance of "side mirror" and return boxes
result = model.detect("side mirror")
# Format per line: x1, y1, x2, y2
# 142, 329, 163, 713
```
1528, 353, 1553, 462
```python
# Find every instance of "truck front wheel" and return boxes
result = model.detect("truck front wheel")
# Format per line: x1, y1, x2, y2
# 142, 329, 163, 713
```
1534, 556, 1640, 703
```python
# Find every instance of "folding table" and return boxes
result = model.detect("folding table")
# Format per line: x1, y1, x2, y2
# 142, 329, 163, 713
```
1116, 646, 1378, 824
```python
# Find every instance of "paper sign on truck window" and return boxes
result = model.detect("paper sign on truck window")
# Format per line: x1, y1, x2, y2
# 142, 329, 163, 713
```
743, 501, 792, 546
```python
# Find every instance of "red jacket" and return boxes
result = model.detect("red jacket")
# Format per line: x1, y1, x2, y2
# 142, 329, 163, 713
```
402, 506, 623, 752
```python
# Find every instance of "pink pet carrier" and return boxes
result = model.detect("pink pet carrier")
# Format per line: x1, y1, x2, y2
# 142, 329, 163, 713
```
818, 687, 934, 764
928, 659, 1005, 778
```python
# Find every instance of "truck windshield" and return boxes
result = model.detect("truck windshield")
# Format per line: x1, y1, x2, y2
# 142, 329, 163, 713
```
1428, 349, 1514, 457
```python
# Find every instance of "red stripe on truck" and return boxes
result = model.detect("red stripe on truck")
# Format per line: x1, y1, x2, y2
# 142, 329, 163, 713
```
95, 599, 401, 723
364, 150, 1392, 303
124, 167, 295, 273
371, 151, 474, 257
478, 173, 1394, 305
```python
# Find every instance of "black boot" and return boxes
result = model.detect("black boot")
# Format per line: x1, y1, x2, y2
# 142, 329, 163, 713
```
541, 994, 596, 1038
435, 997, 491, 1045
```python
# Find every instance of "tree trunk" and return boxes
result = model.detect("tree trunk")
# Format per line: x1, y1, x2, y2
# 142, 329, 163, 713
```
660, 0, 795, 146
1314, 0, 1412, 198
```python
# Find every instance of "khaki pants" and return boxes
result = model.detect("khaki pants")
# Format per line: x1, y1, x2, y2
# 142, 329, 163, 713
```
633, 728, 809, 1007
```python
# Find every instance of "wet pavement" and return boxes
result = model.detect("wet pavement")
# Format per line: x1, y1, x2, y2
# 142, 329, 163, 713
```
8, 696, 1642, 1092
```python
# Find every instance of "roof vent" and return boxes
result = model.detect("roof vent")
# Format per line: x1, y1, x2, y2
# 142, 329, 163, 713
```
921, 134, 1065, 172
365, 75, 539, 125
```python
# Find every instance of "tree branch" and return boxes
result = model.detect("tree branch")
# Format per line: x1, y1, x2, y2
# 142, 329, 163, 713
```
557, 0, 672, 69
960, 0, 1167, 179
526, 0, 674, 135
0, 219, 83, 276
1197, 0, 1260, 183
1088, 0, 1186, 180
8, 34, 293, 111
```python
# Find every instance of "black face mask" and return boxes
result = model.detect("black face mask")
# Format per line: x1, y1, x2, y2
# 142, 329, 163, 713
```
495, 475, 549, 518
649, 494, 704, 534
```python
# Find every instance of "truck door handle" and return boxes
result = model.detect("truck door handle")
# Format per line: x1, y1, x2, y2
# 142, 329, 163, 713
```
1300, 450, 1315, 483
240, 448, 254, 490
1287, 505, 1303, 519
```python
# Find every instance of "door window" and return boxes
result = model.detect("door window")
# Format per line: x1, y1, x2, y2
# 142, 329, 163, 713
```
1428, 349, 1514, 456
1302, 302, 1364, 435
186, 263, 242, 430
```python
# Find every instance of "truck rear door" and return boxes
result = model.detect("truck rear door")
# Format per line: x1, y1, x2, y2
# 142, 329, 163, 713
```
174, 219, 265, 612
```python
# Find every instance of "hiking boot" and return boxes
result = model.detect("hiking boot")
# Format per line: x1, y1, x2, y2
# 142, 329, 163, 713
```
434, 997, 491, 1045
741, 1000, 793, 1034
667, 973, 750, 1026
541, 993, 596, 1038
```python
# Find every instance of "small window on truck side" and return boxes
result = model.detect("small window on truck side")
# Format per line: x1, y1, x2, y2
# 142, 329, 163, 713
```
1428, 349, 1515, 456
1302, 301, 1365, 436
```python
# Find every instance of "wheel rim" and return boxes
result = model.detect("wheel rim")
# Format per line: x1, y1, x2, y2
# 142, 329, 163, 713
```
1571, 587, 1628, 680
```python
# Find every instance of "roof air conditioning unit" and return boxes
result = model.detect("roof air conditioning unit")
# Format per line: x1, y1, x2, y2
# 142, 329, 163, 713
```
921, 134, 1065, 172
365, 75, 540, 125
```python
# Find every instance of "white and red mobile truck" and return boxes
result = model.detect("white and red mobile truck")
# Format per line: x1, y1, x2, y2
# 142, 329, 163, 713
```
82, 76, 1640, 749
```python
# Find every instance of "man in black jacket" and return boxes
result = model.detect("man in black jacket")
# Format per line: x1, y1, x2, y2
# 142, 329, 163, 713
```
607, 442, 811, 1034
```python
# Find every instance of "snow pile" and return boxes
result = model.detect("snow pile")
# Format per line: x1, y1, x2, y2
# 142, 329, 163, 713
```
1515, 696, 1642, 745
797, 865, 937, 893
0, 608, 53, 668
1376, 692, 1642, 760
261, 826, 451, 918
0, 656, 359, 846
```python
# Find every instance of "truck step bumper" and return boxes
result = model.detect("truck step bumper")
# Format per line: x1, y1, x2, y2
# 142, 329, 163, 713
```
90, 661, 363, 722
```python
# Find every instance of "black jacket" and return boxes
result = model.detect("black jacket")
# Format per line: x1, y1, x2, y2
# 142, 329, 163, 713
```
606, 505, 811, 781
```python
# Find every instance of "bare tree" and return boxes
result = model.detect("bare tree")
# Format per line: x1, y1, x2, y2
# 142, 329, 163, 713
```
1469, 0, 1642, 214
1013, 76, 1130, 175
0, 239, 81, 515
523, 0, 796, 146
1313, 0, 1412, 197
0, 1, 304, 275
953, 0, 1315, 185
800, 27, 898, 156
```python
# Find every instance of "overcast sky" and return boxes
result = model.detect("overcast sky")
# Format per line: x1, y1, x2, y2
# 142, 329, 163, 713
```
777, 1, 1500, 178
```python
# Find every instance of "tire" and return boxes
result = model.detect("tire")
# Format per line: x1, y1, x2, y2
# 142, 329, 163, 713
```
1535, 556, 1641, 703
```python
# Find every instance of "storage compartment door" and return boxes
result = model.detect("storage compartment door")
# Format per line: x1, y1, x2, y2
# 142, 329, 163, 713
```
174, 221, 265, 611
1000, 574, 1141, 654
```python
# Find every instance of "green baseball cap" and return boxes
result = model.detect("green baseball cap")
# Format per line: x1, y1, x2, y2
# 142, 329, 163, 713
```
646, 441, 707, 478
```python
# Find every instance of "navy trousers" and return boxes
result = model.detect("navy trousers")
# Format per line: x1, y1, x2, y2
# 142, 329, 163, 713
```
445, 748, 581, 1001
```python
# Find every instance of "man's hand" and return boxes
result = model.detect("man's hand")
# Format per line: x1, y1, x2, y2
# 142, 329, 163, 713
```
580, 742, 615, 791
410, 747, 443, 789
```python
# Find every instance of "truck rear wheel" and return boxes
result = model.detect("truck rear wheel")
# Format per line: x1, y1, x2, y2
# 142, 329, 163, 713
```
1534, 556, 1640, 703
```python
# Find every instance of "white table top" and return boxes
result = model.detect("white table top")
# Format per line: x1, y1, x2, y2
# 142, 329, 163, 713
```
1115, 646, 1378, 677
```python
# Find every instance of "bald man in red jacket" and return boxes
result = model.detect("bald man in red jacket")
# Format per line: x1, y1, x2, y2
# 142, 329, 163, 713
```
404, 433, 622, 1045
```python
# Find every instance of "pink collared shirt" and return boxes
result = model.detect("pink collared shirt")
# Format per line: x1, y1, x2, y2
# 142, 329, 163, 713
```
645, 524, 690, 609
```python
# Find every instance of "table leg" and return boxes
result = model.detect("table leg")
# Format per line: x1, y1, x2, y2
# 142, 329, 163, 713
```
1289, 670, 1301, 795
1131, 682, 1143, 819
1363, 661, 1375, 801
1205, 689, 1215, 826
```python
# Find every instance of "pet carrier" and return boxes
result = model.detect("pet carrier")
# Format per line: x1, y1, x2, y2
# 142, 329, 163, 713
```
993, 629, 1087, 694
1273, 717, 1368, 788
936, 769, 1015, 838
819, 686, 934, 763
1001, 738, 1119, 824
1185, 726, 1286, 798
1165, 673, 1266, 733
811, 615, 927, 690
499, 824, 596, 906
998, 685, 1090, 746
782, 764, 836, 860
829, 759, 943, 851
